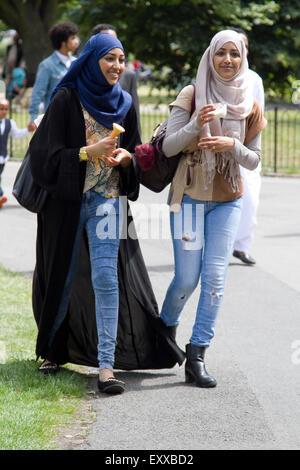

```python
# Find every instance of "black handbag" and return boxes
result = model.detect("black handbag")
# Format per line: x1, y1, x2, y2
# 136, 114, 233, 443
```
12, 150, 47, 213
135, 120, 181, 193
135, 85, 195, 193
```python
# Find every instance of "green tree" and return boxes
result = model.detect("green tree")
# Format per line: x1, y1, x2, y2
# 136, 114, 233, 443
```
62, 0, 279, 89
1, 0, 298, 98
243, 0, 300, 99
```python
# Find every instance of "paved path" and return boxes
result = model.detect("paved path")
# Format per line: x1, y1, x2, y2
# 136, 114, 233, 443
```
1, 161, 300, 450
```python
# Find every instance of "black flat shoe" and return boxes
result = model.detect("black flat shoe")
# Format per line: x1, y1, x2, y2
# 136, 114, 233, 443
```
233, 250, 256, 265
97, 377, 125, 395
38, 360, 59, 375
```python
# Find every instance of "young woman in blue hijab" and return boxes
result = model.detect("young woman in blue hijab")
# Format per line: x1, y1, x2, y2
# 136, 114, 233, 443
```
29, 33, 185, 394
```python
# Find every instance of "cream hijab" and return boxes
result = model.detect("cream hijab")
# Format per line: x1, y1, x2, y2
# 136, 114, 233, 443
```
194, 30, 254, 191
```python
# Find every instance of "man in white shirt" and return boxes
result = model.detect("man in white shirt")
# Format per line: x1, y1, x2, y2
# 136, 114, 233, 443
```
232, 29, 265, 265
28, 22, 79, 131
0, 98, 33, 207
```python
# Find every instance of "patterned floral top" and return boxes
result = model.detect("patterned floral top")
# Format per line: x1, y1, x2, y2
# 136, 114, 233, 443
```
82, 106, 120, 198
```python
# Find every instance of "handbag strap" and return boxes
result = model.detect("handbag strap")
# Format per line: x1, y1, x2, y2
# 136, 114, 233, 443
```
151, 84, 196, 145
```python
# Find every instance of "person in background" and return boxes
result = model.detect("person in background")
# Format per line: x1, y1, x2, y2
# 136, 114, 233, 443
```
159, 30, 266, 388
6, 66, 27, 101
2, 32, 23, 90
28, 22, 79, 131
133, 59, 142, 78
0, 98, 33, 208
232, 28, 265, 265
91, 24, 141, 136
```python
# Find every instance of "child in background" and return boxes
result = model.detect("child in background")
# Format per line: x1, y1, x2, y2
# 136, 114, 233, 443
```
0, 98, 33, 208
7, 67, 27, 102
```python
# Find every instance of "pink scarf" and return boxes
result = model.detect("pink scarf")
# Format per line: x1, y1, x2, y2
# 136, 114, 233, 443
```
194, 30, 254, 191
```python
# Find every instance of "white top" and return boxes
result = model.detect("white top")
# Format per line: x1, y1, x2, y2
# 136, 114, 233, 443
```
0, 119, 29, 163
248, 69, 265, 113
55, 51, 73, 69
34, 114, 45, 127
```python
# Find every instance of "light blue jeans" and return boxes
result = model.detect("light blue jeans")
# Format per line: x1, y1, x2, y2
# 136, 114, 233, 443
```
49, 191, 123, 370
160, 195, 242, 347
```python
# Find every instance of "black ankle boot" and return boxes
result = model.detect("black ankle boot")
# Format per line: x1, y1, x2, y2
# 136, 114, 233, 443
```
185, 343, 217, 388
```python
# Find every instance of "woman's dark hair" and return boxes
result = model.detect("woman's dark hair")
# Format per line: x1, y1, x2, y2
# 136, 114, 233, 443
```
92, 24, 117, 36
49, 22, 78, 50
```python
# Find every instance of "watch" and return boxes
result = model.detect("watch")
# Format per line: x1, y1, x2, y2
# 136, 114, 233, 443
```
79, 147, 88, 161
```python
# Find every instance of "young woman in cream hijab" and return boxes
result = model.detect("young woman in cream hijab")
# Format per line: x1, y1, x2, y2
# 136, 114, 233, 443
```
160, 30, 266, 388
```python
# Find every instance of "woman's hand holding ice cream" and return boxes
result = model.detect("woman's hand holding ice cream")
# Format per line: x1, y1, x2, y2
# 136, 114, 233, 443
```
84, 123, 128, 167
197, 101, 230, 151
85, 135, 118, 161
197, 104, 216, 127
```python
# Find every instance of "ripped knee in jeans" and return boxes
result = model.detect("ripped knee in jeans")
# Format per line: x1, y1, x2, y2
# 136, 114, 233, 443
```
181, 231, 203, 251
210, 290, 223, 306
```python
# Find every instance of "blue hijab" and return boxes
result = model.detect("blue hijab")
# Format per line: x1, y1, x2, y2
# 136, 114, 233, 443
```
51, 33, 132, 129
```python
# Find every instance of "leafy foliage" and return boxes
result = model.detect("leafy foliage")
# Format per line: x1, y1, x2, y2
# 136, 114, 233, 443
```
61, 0, 297, 97
0, 0, 299, 98
242, 0, 300, 99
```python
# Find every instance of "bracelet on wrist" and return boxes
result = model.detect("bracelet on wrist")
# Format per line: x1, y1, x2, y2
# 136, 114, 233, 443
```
79, 147, 88, 161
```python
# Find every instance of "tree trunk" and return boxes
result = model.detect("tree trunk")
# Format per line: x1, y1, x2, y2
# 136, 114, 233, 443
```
20, 23, 52, 86
0, 0, 59, 85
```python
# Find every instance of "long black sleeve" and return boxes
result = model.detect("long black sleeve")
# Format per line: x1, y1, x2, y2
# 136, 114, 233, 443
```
119, 104, 141, 201
29, 88, 86, 201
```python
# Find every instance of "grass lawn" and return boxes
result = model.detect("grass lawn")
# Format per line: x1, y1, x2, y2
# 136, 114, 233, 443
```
262, 109, 300, 174
141, 111, 168, 142
0, 264, 91, 450
138, 84, 176, 106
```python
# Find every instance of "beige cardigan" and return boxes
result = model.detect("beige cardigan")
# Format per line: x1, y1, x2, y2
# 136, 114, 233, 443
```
168, 85, 267, 211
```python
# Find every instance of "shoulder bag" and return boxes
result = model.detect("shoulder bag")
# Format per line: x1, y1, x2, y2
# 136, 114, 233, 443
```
12, 150, 47, 213
135, 85, 196, 193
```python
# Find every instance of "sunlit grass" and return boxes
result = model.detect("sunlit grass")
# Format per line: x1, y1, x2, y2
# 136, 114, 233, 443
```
262, 109, 300, 173
0, 264, 88, 450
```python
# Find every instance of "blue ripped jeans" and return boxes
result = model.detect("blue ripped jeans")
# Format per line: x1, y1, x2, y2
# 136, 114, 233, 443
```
160, 195, 242, 347
49, 191, 123, 370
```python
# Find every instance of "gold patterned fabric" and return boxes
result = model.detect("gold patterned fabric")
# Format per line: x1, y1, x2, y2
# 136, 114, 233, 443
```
82, 106, 120, 197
